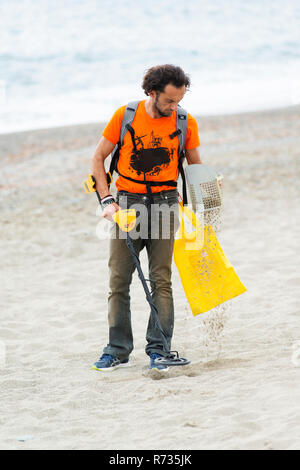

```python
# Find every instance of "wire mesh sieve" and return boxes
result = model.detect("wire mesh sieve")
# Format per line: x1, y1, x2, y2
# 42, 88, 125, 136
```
185, 164, 223, 213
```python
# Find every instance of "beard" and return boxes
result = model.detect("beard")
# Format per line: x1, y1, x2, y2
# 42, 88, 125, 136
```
153, 94, 172, 117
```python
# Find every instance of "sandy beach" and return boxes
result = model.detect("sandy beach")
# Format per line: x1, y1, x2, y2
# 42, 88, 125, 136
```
0, 105, 300, 450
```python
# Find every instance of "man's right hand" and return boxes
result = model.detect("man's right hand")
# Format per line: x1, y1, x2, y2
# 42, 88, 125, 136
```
103, 202, 120, 222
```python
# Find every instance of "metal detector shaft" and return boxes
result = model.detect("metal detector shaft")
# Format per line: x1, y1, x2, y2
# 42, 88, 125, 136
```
125, 233, 170, 355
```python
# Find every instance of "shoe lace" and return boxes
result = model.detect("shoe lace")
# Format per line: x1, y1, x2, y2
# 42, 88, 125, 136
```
151, 353, 162, 361
100, 354, 114, 362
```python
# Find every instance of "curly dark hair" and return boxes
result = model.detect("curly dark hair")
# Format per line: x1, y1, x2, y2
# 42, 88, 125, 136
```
142, 64, 190, 96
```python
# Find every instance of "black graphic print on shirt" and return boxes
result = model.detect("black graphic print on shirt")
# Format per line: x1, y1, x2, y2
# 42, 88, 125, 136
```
129, 131, 177, 177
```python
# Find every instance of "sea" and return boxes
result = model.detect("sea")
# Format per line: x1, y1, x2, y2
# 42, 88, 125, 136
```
0, 0, 299, 134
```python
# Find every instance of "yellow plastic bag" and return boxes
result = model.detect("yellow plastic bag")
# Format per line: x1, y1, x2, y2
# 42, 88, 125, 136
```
174, 203, 246, 315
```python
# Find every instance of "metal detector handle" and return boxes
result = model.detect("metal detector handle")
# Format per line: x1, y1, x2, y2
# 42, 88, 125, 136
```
83, 174, 102, 204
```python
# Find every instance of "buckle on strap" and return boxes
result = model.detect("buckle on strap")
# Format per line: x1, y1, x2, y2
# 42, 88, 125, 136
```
169, 129, 182, 140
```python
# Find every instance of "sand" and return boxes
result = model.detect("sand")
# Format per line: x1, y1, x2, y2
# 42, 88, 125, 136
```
0, 105, 300, 450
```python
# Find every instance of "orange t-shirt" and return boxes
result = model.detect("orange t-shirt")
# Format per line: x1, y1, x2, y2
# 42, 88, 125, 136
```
102, 100, 200, 193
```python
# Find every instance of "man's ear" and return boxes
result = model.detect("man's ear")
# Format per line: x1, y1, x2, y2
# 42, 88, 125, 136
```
148, 90, 156, 99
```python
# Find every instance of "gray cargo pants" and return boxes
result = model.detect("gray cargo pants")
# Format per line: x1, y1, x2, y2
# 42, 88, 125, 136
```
103, 189, 180, 360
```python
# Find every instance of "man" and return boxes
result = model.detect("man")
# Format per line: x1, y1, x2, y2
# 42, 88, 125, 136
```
91, 64, 201, 372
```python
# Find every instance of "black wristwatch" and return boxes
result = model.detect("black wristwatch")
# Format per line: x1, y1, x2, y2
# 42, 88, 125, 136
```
101, 195, 116, 210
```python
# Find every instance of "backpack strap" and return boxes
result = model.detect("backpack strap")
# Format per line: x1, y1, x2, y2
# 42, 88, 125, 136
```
120, 100, 140, 146
107, 101, 140, 186
176, 105, 188, 156
170, 105, 188, 205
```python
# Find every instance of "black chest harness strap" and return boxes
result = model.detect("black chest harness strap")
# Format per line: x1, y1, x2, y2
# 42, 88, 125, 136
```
107, 101, 188, 205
